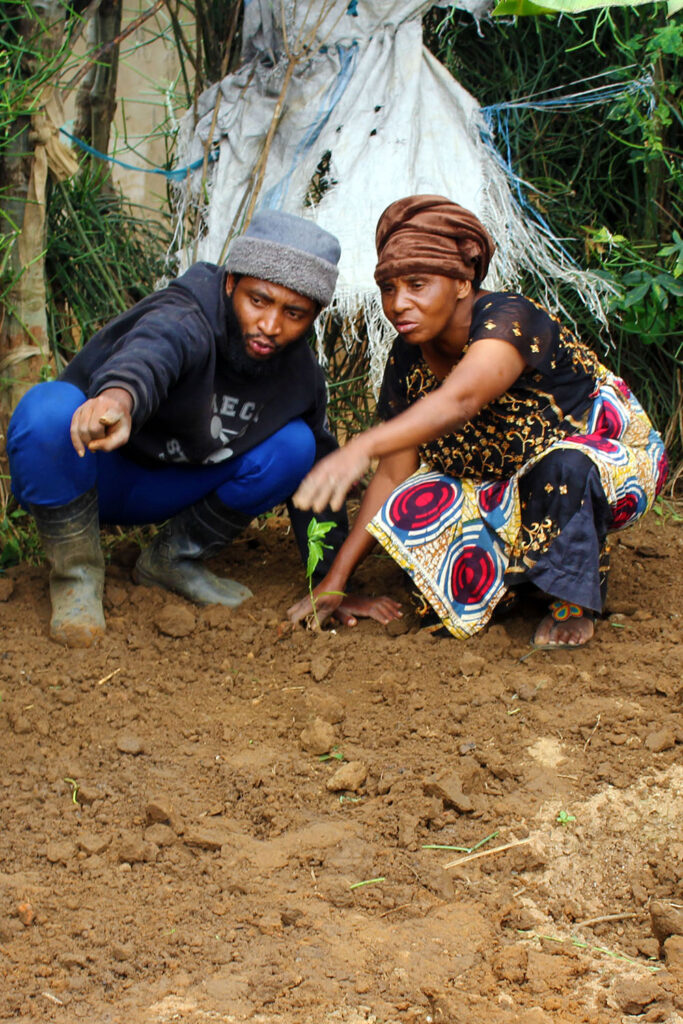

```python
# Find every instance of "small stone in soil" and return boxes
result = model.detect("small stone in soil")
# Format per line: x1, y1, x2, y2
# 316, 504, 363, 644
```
300, 717, 336, 755
116, 732, 145, 755
325, 760, 367, 793
154, 604, 196, 637
45, 840, 77, 864
644, 728, 677, 753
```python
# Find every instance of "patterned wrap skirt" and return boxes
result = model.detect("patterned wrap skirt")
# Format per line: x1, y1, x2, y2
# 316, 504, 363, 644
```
367, 374, 669, 639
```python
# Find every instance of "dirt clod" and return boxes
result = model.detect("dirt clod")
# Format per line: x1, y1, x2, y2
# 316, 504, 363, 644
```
299, 716, 336, 755
325, 760, 368, 792
650, 899, 683, 944
644, 728, 677, 753
117, 834, 158, 864
423, 770, 474, 813
611, 973, 661, 1014
154, 603, 196, 637
116, 732, 145, 755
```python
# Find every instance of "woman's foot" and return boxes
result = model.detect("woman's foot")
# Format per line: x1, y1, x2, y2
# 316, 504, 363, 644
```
532, 600, 594, 648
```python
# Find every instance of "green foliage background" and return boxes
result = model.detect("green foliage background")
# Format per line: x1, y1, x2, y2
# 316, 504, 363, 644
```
424, 4, 683, 471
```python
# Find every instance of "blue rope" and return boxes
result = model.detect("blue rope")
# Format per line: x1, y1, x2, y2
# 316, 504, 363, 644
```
479, 73, 653, 260
59, 127, 219, 181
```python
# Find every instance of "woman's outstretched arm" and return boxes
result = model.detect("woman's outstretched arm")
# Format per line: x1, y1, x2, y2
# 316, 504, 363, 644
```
293, 336, 526, 514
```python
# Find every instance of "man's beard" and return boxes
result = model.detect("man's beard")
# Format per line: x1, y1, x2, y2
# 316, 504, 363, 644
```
223, 296, 298, 378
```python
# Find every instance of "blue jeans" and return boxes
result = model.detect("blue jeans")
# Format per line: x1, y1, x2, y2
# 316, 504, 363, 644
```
7, 381, 316, 524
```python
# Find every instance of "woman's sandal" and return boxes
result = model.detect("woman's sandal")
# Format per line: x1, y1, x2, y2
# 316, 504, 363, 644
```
531, 599, 595, 650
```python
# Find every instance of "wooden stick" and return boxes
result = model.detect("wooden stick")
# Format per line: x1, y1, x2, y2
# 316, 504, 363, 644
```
63, 0, 166, 95
574, 912, 639, 927
445, 836, 531, 870
96, 668, 121, 686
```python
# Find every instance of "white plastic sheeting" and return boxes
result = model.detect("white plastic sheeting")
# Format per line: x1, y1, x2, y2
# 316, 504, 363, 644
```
173, 0, 609, 390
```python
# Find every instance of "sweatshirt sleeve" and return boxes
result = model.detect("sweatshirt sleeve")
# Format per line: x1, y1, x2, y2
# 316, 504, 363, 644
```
88, 310, 212, 432
286, 367, 349, 582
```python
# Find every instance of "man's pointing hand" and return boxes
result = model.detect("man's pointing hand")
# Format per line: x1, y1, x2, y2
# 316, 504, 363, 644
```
70, 387, 133, 456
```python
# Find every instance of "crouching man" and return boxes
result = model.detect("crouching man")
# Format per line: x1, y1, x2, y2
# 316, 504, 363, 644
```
8, 210, 396, 647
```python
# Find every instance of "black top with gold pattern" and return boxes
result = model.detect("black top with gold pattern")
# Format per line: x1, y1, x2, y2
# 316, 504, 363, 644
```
376, 292, 606, 480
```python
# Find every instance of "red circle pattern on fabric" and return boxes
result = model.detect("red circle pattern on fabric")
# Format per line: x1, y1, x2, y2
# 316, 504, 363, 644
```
450, 545, 498, 605
610, 492, 641, 529
566, 435, 619, 455
478, 480, 507, 513
388, 479, 457, 531
595, 401, 625, 439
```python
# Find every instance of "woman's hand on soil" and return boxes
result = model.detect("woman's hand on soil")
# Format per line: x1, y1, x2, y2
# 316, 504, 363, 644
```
293, 439, 371, 513
334, 594, 403, 627
70, 388, 133, 456
287, 587, 344, 629
287, 590, 402, 630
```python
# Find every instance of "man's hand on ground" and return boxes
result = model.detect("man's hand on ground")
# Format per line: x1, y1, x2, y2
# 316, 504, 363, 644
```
70, 388, 133, 456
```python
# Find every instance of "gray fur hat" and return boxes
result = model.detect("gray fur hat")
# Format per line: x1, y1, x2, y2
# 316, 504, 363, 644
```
225, 210, 341, 307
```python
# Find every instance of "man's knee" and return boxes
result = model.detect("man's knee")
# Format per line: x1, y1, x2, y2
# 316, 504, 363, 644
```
8, 381, 83, 456
244, 419, 316, 488
275, 419, 317, 481
216, 419, 317, 514
8, 381, 92, 507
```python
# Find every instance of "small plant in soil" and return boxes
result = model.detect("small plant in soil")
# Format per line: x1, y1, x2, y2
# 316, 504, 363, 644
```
556, 810, 576, 826
305, 516, 343, 629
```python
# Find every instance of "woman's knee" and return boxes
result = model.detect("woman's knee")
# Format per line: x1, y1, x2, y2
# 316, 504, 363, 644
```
525, 447, 599, 493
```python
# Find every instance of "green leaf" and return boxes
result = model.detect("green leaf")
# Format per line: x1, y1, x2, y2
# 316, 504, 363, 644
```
622, 270, 648, 286
491, 0, 558, 14
656, 275, 683, 297
494, 0, 664, 14
305, 516, 336, 580
619, 280, 651, 308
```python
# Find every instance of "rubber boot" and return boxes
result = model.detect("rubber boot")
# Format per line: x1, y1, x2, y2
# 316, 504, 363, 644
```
133, 494, 254, 607
30, 488, 106, 648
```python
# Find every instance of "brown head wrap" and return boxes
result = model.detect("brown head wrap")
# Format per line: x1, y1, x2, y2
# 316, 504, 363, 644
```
374, 195, 495, 285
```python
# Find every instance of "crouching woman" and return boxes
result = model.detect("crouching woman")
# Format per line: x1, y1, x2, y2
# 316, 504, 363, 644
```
288, 195, 668, 647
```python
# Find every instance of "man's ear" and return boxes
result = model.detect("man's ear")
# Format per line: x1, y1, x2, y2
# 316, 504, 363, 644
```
225, 273, 235, 297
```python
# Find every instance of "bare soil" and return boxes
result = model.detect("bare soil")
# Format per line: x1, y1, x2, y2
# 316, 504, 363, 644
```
1, 509, 682, 1024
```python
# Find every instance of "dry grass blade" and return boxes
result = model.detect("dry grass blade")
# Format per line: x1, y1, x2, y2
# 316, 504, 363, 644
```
445, 837, 531, 870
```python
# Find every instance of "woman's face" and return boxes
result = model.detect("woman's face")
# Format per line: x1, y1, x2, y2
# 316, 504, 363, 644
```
378, 273, 469, 347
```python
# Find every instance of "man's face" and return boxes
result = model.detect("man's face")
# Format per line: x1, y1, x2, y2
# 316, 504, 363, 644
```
225, 275, 318, 371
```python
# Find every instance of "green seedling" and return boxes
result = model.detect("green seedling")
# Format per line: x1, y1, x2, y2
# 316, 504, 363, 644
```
63, 777, 79, 805
349, 876, 385, 890
318, 746, 344, 762
422, 829, 499, 854
305, 517, 344, 629
653, 498, 683, 523
556, 810, 576, 826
